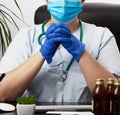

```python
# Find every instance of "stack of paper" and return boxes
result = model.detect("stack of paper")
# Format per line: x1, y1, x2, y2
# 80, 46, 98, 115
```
47, 111, 94, 115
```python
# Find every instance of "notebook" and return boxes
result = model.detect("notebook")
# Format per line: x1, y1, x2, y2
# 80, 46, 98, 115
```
35, 102, 92, 112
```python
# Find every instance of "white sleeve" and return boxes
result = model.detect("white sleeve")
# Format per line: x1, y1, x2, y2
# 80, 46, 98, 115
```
0, 27, 34, 73
97, 28, 120, 76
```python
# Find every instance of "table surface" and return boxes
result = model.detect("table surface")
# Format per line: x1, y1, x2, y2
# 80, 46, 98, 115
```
0, 110, 95, 115
0, 102, 93, 115
0, 110, 49, 115
0, 103, 47, 115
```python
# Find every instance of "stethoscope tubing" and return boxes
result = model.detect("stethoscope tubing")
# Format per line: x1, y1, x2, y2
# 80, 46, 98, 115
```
38, 19, 49, 45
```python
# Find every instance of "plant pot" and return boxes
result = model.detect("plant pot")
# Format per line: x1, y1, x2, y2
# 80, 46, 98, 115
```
16, 103, 35, 115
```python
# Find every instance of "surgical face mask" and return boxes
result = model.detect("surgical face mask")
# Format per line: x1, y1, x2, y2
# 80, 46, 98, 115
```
47, 0, 83, 23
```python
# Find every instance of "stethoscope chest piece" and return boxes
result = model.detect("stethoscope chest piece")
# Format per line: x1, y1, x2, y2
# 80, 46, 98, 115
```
60, 70, 68, 82
38, 19, 83, 82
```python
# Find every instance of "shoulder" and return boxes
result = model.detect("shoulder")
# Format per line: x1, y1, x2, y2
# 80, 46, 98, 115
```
15, 24, 42, 38
81, 21, 113, 37
81, 21, 117, 57
12, 24, 42, 44
81, 21, 114, 44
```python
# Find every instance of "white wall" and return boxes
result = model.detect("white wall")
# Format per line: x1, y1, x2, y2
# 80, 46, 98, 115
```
0, 0, 46, 59
87, 0, 120, 4
1, 0, 46, 36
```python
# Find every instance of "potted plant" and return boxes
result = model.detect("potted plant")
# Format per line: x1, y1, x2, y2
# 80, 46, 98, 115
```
0, 0, 24, 55
16, 96, 37, 115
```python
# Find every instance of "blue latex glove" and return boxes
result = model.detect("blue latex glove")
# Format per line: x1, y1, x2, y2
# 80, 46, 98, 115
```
40, 23, 60, 64
47, 23, 85, 62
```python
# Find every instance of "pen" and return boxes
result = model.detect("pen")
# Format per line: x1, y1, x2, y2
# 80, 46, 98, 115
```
0, 73, 6, 81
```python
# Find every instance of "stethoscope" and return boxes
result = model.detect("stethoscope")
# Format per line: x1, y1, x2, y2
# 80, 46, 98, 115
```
38, 19, 83, 82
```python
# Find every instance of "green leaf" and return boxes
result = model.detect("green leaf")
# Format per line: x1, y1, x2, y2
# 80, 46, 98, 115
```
0, 1, 27, 55
16, 96, 37, 104
0, 21, 9, 55
1, 9, 19, 30
13, 0, 24, 20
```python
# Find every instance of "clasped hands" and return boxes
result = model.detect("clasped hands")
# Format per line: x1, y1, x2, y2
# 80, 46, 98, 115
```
40, 23, 85, 64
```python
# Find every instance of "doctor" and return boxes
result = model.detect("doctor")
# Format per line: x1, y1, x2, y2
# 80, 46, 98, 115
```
0, 0, 120, 102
